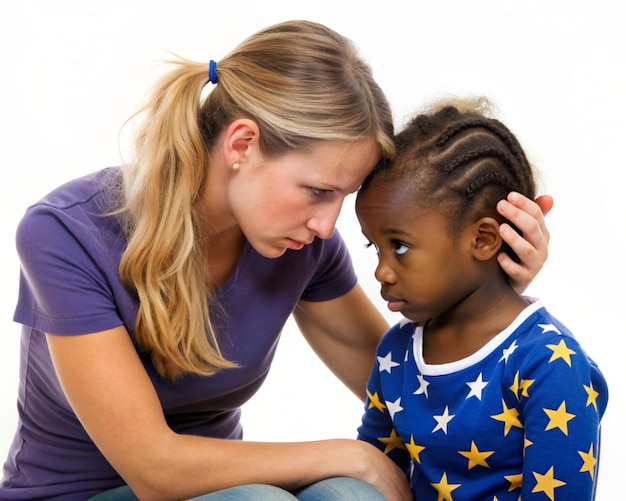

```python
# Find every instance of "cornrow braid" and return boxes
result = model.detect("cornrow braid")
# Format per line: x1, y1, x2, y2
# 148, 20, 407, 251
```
443, 147, 517, 174
465, 171, 515, 199
360, 97, 537, 262
436, 117, 532, 191
436, 118, 520, 156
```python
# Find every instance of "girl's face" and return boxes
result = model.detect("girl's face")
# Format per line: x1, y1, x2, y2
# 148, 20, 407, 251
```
356, 182, 481, 323
229, 140, 379, 258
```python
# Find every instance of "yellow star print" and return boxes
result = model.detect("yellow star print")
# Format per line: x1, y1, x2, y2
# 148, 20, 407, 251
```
524, 436, 533, 450
578, 443, 597, 479
509, 371, 535, 399
458, 441, 494, 469
491, 399, 523, 436
367, 390, 386, 412
532, 466, 566, 500
405, 435, 425, 464
544, 401, 575, 435
504, 472, 522, 491
377, 428, 405, 454
546, 339, 576, 367
584, 381, 599, 411
430, 472, 461, 501
519, 378, 534, 397
509, 372, 520, 398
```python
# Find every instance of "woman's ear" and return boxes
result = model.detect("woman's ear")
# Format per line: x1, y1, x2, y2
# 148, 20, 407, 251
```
222, 118, 260, 168
471, 217, 502, 261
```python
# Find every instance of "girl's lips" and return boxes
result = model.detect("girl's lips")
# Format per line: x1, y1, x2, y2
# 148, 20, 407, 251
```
386, 300, 405, 312
382, 294, 405, 312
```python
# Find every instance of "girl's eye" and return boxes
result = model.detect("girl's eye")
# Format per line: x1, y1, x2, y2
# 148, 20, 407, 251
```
393, 241, 409, 255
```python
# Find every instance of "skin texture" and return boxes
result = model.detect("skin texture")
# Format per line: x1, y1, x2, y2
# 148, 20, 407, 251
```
44, 118, 551, 501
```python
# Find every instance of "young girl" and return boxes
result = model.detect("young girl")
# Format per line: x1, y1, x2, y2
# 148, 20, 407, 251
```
356, 98, 607, 500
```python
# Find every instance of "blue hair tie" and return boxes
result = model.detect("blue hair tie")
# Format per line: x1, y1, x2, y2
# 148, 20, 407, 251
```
208, 60, 218, 84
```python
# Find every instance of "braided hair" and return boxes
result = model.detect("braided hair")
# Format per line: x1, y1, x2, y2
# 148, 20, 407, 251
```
360, 97, 537, 262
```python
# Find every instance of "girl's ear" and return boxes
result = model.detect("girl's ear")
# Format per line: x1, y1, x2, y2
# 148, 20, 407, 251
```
471, 217, 503, 261
222, 118, 261, 168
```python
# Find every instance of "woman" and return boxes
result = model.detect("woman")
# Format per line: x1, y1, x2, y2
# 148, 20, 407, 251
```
0, 21, 551, 501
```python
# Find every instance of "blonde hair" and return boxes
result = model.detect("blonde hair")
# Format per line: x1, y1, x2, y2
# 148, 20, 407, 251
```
119, 20, 395, 380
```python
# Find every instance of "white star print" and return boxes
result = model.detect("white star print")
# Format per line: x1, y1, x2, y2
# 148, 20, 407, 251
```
432, 406, 455, 434
499, 339, 519, 363
378, 351, 400, 373
466, 372, 488, 400
414, 374, 430, 398
538, 323, 562, 335
385, 397, 404, 420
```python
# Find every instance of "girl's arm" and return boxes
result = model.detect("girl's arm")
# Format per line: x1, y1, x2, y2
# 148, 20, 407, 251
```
46, 326, 412, 501
518, 335, 607, 499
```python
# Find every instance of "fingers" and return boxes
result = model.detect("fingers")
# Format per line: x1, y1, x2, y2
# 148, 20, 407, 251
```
497, 192, 550, 254
496, 192, 551, 294
535, 193, 554, 216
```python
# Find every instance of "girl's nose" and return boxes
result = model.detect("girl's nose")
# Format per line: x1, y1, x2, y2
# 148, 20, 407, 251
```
375, 258, 396, 285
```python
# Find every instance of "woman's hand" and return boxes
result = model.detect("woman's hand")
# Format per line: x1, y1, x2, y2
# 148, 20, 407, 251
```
497, 192, 553, 294
345, 440, 414, 501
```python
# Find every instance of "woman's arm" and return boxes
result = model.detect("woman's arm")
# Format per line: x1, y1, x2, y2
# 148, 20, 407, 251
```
497, 193, 553, 293
294, 284, 389, 401
46, 326, 411, 501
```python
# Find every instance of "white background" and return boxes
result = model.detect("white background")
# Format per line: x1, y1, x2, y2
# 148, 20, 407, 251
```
1, 1, 623, 498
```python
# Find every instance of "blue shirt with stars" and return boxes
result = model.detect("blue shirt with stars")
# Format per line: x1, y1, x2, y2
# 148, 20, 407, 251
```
357, 299, 608, 501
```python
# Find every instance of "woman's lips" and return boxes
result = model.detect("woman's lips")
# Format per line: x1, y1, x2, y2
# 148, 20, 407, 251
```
286, 238, 308, 250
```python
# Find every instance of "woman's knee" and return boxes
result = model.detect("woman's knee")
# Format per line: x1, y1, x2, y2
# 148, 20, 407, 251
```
188, 484, 298, 500
87, 486, 139, 500
295, 477, 386, 501
89, 484, 298, 501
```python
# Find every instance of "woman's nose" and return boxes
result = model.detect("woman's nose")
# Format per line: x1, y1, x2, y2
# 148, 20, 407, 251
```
306, 201, 343, 240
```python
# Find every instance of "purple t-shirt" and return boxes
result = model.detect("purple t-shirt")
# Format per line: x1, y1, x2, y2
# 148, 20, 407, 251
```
1, 168, 358, 500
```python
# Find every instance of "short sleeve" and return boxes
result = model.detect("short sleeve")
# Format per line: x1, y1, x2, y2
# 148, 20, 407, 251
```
13, 203, 124, 335
299, 230, 358, 302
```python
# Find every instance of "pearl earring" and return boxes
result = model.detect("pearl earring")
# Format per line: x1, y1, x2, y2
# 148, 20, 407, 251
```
232, 162, 240, 170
